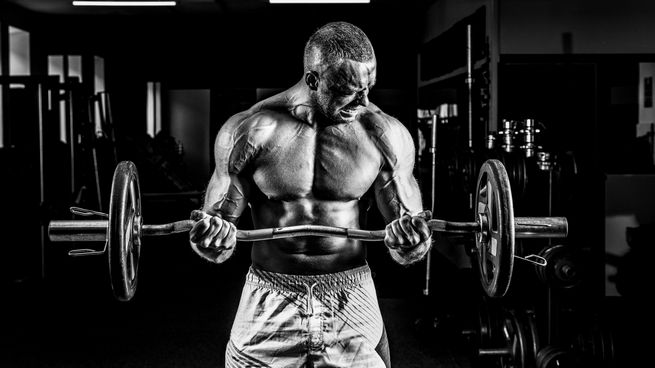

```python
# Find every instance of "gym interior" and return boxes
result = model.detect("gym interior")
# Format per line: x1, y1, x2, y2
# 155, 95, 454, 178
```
1, 1, 652, 367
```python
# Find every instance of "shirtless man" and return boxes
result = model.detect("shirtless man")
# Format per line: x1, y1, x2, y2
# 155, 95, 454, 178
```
189, 22, 432, 367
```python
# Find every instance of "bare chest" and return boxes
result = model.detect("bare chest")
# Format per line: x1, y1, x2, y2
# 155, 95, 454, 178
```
251, 125, 382, 201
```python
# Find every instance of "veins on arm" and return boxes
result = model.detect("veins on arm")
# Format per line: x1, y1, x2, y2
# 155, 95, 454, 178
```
373, 119, 424, 223
202, 113, 255, 224
372, 118, 432, 265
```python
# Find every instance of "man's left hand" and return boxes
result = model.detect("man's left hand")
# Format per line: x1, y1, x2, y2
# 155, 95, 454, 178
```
384, 211, 432, 251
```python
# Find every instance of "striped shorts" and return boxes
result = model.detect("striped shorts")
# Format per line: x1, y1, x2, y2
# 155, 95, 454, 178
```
225, 264, 390, 367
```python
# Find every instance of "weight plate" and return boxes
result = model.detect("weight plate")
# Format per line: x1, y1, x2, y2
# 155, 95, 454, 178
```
474, 159, 515, 297
536, 346, 571, 368
475, 296, 501, 348
535, 244, 581, 289
574, 319, 615, 366
498, 151, 528, 203
108, 161, 142, 302
524, 311, 541, 367
499, 310, 527, 368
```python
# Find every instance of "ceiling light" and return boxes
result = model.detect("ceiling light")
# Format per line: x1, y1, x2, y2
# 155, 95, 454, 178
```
72, 1, 177, 6
270, 0, 370, 4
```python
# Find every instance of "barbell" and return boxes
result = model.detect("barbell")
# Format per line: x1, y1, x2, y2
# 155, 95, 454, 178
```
48, 159, 568, 301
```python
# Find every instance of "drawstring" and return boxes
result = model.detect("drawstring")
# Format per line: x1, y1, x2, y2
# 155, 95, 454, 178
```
305, 282, 318, 316
304, 282, 323, 352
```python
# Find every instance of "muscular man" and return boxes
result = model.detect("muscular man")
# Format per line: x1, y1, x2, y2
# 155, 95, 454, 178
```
189, 22, 432, 367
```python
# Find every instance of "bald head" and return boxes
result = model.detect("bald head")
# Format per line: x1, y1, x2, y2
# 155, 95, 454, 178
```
303, 22, 376, 72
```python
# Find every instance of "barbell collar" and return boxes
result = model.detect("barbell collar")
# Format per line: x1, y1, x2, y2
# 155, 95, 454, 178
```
69, 247, 107, 257
70, 207, 108, 219
514, 253, 548, 267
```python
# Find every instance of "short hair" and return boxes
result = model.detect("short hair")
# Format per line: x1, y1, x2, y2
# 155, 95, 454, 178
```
303, 22, 376, 71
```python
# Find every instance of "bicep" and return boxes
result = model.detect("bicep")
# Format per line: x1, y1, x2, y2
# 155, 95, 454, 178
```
373, 120, 423, 222
203, 115, 252, 221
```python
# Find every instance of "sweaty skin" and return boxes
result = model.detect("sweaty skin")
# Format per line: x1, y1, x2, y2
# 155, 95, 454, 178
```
189, 59, 430, 274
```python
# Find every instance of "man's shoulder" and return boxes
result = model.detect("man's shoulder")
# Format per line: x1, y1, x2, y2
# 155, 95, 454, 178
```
359, 104, 414, 168
214, 109, 290, 168
360, 105, 411, 144
226, 107, 293, 133
221, 85, 298, 132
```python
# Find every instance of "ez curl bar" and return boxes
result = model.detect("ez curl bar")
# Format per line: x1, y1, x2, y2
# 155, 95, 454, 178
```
48, 159, 568, 301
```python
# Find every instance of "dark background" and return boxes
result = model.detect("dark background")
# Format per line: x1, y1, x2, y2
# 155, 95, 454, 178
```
1, 0, 654, 367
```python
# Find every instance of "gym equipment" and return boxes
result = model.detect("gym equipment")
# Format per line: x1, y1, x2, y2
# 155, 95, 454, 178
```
517, 118, 542, 158
497, 151, 528, 203
460, 296, 502, 356
573, 319, 615, 367
48, 159, 568, 301
535, 244, 582, 289
477, 309, 541, 368
535, 346, 574, 368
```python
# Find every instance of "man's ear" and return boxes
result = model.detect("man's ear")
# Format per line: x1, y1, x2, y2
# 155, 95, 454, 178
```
305, 71, 319, 90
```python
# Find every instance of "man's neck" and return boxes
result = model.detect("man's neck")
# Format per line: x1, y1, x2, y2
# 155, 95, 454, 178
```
287, 79, 323, 128
259, 78, 341, 129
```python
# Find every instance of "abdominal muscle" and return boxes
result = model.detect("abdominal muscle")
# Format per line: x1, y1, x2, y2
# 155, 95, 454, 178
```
249, 198, 368, 274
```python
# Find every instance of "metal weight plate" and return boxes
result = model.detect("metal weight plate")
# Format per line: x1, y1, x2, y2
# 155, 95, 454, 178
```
500, 310, 542, 368
523, 311, 541, 367
108, 161, 143, 302
574, 319, 615, 366
497, 151, 528, 204
456, 149, 480, 194
536, 346, 572, 368
477, 298, 495, 346
474, 159, 515, 297
475, 296, 502, 348
499, 310, 527, 368
535, 245, 581, 289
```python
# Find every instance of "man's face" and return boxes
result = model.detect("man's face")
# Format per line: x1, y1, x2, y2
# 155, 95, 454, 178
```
313, 59, 377, 124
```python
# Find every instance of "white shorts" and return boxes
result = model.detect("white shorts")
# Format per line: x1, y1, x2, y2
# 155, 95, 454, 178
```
226, 264, 389, 367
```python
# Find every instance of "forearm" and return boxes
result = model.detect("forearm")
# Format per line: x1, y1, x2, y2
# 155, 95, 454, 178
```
201, 173, 248, 223
202, 174, 227, 216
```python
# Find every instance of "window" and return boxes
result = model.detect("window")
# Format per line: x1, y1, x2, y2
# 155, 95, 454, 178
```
9, 26, 30, 76
146, 81, 161, 137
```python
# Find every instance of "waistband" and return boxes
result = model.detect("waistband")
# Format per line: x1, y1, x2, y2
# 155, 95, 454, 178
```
246, 264, 373, 294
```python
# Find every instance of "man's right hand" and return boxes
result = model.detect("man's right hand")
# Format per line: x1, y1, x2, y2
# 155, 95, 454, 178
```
189, 210, 237, 263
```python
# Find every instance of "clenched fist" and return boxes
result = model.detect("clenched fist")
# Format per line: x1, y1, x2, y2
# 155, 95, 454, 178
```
384, 211, 432, 265
189, 210, 237, 263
